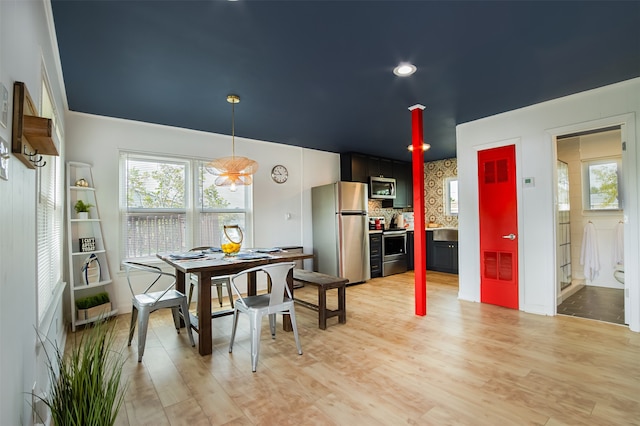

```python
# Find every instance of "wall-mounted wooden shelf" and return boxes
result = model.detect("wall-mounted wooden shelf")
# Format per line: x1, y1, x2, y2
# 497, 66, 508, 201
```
11, 81, 58, 169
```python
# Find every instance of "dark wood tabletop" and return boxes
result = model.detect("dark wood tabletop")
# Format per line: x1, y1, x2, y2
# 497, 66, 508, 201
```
158, 250, 314, 356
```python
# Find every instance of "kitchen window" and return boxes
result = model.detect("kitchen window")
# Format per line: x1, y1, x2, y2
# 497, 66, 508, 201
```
582, 158, 622, 211
119, 152, 252, 262
445, 177, 458, 216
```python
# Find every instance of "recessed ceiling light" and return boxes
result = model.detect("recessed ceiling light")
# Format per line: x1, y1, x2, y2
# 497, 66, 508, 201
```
393, 63, 417, 77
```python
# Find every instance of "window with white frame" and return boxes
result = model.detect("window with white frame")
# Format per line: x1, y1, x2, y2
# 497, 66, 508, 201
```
582, 158, 622, 210
120, 152, 251, 261
37, 74, 64, 324
444, 177, 458, 216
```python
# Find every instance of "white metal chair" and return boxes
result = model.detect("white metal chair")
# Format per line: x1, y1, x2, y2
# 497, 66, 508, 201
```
188, 247, 234, 309
228, 262, 302, 372
123, 261, 195, 362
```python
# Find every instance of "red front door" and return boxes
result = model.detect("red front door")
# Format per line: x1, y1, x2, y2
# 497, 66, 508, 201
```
478, 145, 519, 309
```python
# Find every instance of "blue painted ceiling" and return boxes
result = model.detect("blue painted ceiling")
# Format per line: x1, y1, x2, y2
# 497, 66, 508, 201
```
51, 1, 640, 161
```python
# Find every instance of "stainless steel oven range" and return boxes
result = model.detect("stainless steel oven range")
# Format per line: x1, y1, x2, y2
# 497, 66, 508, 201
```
382, 229, 407, 276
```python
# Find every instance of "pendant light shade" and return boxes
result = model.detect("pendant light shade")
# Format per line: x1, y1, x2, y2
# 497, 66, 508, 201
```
205, 95, 259, 189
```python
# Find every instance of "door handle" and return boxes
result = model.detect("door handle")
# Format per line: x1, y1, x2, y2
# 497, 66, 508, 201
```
502, 233, 516, 240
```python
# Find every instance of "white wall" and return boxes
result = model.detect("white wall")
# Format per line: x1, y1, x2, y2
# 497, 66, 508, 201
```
64, 112, 340, 315
456, 78, 640, 332
0, 1, 68, 425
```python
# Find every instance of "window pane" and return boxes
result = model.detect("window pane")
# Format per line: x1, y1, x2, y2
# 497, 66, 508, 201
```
588, 162, 619, 210
199, 212, 247, 247
122, 155, 189, 260
126, 158, 186, 209
121, 154, 253, 260
445, 177, 458, 215
198, 163, 246, 209
37, 75, 63, 324
196, 163, 248, 248
557, 160, 570, 211
124, 213, 187, 258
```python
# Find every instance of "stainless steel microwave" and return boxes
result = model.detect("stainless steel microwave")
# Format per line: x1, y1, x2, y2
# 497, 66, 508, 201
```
369, 176, 396, 199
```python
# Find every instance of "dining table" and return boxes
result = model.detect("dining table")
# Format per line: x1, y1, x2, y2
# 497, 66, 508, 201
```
157, 249, 314, 356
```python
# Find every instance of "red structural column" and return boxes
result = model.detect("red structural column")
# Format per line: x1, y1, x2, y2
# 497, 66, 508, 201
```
409, 104, 427, 316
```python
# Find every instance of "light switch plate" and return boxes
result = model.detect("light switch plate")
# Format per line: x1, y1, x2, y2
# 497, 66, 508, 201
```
0, 136, 9, 180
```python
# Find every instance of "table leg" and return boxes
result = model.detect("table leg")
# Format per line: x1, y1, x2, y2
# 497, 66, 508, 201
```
283, 270, 293, 332
247, 271, 257, 296
318, 287, 327, 330
197, 271, 213, 356
175, 272, 186, 328
338, 285, 347, 324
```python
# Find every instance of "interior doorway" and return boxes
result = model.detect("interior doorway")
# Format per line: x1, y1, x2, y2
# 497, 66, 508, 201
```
555, 126, 625, 325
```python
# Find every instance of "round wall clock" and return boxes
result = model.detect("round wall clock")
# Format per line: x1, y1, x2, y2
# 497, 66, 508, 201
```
271, 165, 288, 184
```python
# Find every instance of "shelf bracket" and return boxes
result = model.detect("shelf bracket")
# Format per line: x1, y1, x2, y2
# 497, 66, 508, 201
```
11, 82, 58, 170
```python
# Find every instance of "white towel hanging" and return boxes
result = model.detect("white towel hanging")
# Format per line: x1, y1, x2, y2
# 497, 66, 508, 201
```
580, 222, 600, 282
613, 221, 624, 266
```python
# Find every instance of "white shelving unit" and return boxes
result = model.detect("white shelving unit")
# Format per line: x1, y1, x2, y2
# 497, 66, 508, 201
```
66, 161, 117, 331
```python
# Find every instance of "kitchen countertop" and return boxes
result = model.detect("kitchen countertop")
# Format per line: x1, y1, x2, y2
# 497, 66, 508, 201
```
406, 227, 458, 231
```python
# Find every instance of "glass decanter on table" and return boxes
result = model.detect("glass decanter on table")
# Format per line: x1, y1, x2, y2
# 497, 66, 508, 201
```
221, 225, 243, 256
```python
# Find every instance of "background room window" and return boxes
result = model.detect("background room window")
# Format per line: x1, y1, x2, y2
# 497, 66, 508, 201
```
445, 177, 458, 216
582, 158, 622, 210
120, 153, 252, 261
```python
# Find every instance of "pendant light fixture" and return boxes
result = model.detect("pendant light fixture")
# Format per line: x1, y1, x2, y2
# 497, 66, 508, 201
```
407, 143, 430, 152
205, 94, 259, 191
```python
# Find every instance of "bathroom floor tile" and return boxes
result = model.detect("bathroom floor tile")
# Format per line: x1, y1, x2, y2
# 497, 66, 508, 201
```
558, 286, 625, 325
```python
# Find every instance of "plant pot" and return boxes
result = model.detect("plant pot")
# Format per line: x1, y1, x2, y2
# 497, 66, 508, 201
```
77, 212, 89, 219
77, 302, 112, 320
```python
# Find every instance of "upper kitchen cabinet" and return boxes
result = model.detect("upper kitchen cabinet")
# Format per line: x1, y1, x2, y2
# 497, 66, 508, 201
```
392, 160, 412, 208
381, 160, 412, 208
341, 153, 413, 208
369, 157, 393, 178
341, 153, 395, 183
340, 152, 368, 183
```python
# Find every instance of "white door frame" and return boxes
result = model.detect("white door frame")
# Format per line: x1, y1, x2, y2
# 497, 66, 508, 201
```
548, 113, 638, 331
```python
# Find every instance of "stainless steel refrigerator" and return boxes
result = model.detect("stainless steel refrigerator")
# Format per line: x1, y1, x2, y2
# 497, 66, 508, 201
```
311, 182, 370, 284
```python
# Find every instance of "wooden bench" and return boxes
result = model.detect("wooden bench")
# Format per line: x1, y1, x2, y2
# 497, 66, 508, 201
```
292, 269, 348, 330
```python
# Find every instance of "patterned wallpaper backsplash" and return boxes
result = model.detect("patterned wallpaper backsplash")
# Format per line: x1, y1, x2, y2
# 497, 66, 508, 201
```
367, 157, 458, 229
425, 158, 458, 228
367, 199, 411, 227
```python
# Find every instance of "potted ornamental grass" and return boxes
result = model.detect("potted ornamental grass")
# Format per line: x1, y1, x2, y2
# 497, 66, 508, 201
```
34, 319, 127, 426
75, 292, 111, 320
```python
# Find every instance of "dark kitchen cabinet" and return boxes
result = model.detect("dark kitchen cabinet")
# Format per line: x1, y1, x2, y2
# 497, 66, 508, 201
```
381, 160, 413, 208
341, 154, 414, 208
367, 156, 380, 177
340, 153, 369, 183
341, 153, 397, 184
369, 233, 382, 278
367, 156, 393, 178
426, 231, 458, 274
406, 231, 414, 270
394, 160, 412, 208
431, 241, 458, 273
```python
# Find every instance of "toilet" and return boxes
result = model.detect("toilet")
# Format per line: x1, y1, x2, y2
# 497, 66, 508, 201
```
614, 263, 625, 284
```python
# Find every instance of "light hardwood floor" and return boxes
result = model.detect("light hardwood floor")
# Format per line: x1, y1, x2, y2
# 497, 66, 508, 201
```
96, 271, 640, 425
